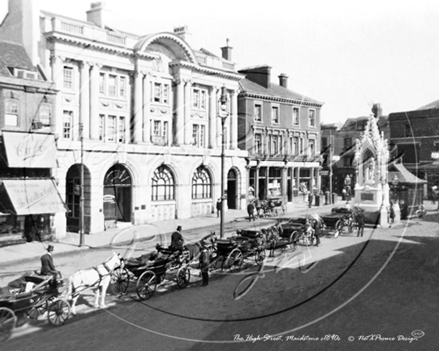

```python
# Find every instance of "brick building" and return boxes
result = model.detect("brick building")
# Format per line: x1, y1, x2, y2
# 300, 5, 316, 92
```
237, 65, 324, 205
388, 100, 439, 199
0, 40, 64, 246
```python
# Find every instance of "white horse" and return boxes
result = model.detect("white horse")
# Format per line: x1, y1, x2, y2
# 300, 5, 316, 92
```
67, 252, 123, 315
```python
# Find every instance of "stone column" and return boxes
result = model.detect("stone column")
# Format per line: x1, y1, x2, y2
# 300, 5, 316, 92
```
133, 71, 143, 143
50, 54, 63, 138
175, 79, 184, 145
255, 166, 260, 200
184, 80, 192, 145
143, 72, 151, 144
89, 63, 100, 140
230, 89, 238, 149
79, 62, 90, 140
209, 86, 217, 149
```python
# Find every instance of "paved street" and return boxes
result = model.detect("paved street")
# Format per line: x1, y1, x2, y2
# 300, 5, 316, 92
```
1, 208, 438, 351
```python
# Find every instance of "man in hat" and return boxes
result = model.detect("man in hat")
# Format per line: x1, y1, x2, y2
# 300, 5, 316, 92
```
171, 226, 185, 252
199, 241, 210, 286
40, 245, 62, 280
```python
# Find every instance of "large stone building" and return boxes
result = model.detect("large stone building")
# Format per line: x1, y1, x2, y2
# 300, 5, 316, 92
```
237, 66, 324, 205
0, 40, 65, 246
0, 0, 247, 237
388, 100, 439, 199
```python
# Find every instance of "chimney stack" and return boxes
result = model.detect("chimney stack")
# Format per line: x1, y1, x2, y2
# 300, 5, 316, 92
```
371, 103, 383, 118
173, 25, 190, 41
278, 73, 288, 88
86, 2, 109, 28
221, 38, 232, 61
238, 65, 272, 89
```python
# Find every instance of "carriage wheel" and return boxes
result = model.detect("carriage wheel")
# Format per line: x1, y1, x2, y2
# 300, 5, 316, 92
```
289, 233, 297, 251
255, 248, 265, 265
0, 307, 16, 343
27, 303, 47, 320
225, 249, 243, 273
110, 267, 130, 294
176, 266, 191, 289
136, 270, 157, 300
47, 299, 70, 326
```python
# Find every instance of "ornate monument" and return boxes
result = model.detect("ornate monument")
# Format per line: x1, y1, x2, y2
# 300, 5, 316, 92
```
353, 114, 397, 227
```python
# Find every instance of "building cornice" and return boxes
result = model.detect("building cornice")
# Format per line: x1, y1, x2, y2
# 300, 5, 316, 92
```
169, 61, 244, 81
239, 91, 323, 108
44, 32, 155, 59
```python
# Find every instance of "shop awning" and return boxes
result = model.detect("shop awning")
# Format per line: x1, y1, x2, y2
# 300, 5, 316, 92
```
2, 179, 66, 215
2, 131, 57, 168
388, 163, 427, 184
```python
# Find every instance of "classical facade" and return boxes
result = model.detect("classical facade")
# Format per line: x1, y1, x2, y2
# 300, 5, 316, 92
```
237, 66, 324, 205
0, 1, 247, 237
0, 40, 65, 246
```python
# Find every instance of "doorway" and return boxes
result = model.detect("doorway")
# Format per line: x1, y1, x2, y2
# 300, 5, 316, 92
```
227, 169, 237, 209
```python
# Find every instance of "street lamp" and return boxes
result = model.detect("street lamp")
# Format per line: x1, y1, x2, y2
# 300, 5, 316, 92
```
392, 175, 399, 203
218, 86, 229, 239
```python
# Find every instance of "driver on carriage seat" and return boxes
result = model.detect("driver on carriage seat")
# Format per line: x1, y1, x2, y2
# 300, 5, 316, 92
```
171, 226, 185, 252
40, 245, 62, 285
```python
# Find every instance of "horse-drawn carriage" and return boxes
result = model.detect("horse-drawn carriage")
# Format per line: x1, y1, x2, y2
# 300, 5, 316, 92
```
278, 217, 317, 248
111, 245, 191, 300
320, 207, 356, 237
258, 197, 286, 218
0, 272, 70, 342
231, 229, 267, 268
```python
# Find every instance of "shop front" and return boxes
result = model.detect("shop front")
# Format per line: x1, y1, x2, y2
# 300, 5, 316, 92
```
0, 131, 66, 246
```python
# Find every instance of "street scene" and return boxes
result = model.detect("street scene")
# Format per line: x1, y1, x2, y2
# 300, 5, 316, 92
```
0, 0, 438, 350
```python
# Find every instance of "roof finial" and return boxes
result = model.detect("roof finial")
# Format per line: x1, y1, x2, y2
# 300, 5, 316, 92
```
226, 38, 230, 47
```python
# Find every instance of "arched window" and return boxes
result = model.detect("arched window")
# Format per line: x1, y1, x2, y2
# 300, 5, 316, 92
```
192, 166, 212, 199
151, 166, 175, 201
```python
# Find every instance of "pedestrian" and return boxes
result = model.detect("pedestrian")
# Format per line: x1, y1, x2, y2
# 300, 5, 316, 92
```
171, 225, 184, 252
346, 187, 351, 202
389, 201, 395, 226
313, 218, 321, 247
254, 199, 261, 219
356, 210, 365, 237
247, 201, 255, 221
342, 188, 347, 201
40, 245, 62, 282
308, 191, 313, 208
216, 198, 222, 218
200, 243, 210, 286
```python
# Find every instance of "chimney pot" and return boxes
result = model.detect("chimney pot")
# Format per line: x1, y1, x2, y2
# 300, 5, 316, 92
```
221, 38, 232, 61
86, 2, 109, 28
278, 73, 288, 88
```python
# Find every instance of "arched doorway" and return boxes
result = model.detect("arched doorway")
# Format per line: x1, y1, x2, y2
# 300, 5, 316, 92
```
227, 169, 238, 209
103, 164, 132, 227
66, 164, 91, 233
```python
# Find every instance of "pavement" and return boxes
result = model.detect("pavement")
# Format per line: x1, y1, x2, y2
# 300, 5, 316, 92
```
0, 197, 437, 266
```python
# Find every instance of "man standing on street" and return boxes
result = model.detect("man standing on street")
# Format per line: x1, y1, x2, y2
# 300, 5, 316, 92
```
216, 198, 222, 218
40, 245, 62, 281
247, 201, 255, 221
313, 219, 321, 247
357, 210, 365, 237
171, 226, 185, 252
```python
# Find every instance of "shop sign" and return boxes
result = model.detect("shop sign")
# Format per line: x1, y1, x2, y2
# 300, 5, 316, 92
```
2, 179, 66, 215
2, 131, 57, 168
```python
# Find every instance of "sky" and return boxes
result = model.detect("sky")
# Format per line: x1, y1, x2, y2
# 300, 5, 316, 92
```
0, 0, 438, 125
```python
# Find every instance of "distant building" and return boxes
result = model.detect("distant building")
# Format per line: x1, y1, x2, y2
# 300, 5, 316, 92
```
320, 123, 338, 194
388, 100, 439, 199
332, 104, 388, 195
0, 0, 247, 237
237, 65, 324, 204
0, 40, 64, 246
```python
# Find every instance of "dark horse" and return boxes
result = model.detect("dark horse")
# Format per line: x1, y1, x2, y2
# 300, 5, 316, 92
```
183, 231, 218, 264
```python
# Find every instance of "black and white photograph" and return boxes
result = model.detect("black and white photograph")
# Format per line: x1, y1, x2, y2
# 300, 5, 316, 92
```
0, 0, 438, 350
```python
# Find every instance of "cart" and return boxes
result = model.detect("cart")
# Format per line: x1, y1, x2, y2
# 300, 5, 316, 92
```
0, 272, 71, 343
321, 207, 356, 237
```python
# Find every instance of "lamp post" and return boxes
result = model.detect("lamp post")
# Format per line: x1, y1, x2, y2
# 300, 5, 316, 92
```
79, 122, 85, 247
218, 86, 229, 239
